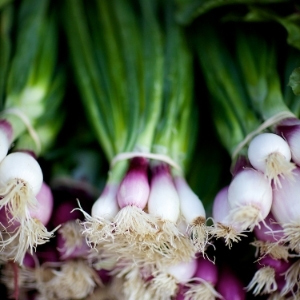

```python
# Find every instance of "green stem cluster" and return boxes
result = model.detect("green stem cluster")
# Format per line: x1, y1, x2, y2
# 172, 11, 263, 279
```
64, 0, 197, 183
0, 0, 65, 157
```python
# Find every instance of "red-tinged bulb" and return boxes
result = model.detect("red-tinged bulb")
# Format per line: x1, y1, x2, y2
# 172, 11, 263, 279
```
216, 266, 246, 300
194, 257, 218, 286
276, 117, 300, 166
254, 212, 284, 242
272, 167, 300, 224
30, 182, 53, 226
117, 157, 150, 209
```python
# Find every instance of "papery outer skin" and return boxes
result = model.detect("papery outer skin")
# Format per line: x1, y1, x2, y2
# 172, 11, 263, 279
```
51, 201, 82, 229
271, 167, 300, 224
247, 133, 291, 173
254, 212, 284, 242
30, 182, 53, 226
91, 183, 119, 220
0, 120, 12, 163
257, 255, 291, 274
174, 176, 206, 223
117, 157, 150, 209
0, 152, 43, 195
148, 163, 180, 223
56, 231, 90, 260
216, 265, 245, 300
276, 118, 300, 166
194, 256, 218, 286
167, 258, 198, 283
227, 168, 272, 219
212, 186, 230, 224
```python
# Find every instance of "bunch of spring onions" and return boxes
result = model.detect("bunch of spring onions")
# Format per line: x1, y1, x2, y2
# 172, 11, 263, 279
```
0, 116, 114, 300
0, 0, 65, 267
195, 18, 300, 299
63, 0, 216, 298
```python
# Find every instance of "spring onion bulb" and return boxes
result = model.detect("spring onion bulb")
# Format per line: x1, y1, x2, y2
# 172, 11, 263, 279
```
147, 162, 195, 264
184, 256, 222, 300
271, 167, 300, 253
57, 220, 89, 260
30, 182, 53, 226
149, 258, 197, 299
174, 175, 208, 254
210, 186, 246, 248
216, 265, 246, 300
91, 184, 120, 221
113, 157, 157, 240
51, 201, 82, 229
79, 183, 120, 246
87, 245, 117, 272
119, 266, 154, 300
280, 259, 300, 297
0, 153, 58, 264
252, 213, 289, 261
227, 168, 272, 231
275, 117, 300, 166
0, 120, 12, 163
268, 276, 289, 300
0, 152, 43, 220
246, 255, 291, 296
148, 163, 180, 226
34, 260, 100, 300
246, 265, 277, 296
247, 133, 295, 188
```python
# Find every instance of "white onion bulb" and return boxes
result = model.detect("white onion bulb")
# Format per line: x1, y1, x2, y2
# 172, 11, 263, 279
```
0, 152, 43, 195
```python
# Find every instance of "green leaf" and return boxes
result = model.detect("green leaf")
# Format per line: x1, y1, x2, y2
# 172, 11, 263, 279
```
0, 0, 13, 10
226, 6, 300, 51
288, 67, 300, 96
0, 3, 13, 109
175, 0, 289, 25
6, 0, 48, 97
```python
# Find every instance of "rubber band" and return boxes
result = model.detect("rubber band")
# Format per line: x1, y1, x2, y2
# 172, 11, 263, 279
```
2, 108, 41, 154
110, 151, 182, 171
232, 111, 296, 160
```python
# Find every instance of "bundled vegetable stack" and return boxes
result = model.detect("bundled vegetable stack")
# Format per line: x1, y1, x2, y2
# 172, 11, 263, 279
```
0, 0, 65, 268
0, 0, 300, 299
63, 0, 224, 298
195, 20, 300, 299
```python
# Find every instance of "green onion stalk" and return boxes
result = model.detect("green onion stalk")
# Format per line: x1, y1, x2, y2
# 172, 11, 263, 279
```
194, 22, 272, 247
64, 0, 161, 269
0, 0, 66, 265
64, 0, 206, 290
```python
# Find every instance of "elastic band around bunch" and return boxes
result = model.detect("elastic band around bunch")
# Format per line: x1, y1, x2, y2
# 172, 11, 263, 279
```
232, 111, 296, 160
2, 108, 41, 153
111, 151, 182, 171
